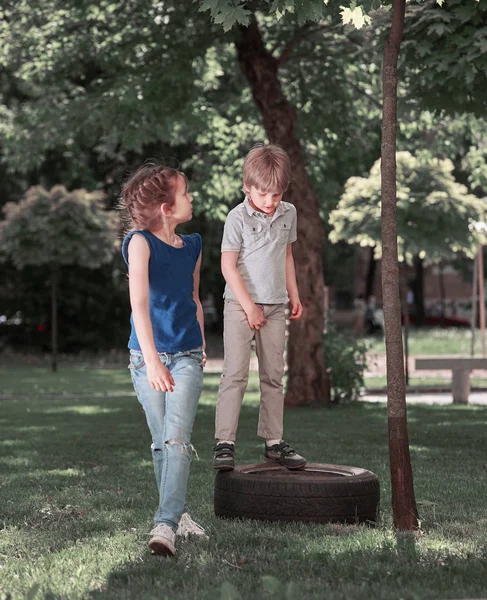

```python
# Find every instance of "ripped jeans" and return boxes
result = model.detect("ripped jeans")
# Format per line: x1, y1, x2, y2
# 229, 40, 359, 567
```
129, 348, 204, 531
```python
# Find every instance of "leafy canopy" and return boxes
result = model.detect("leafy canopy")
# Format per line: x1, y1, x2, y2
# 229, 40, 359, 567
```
329, 151, 487, 263
197, 0, 478, 32
402, 0, 487, 115
0, 186, 120, 269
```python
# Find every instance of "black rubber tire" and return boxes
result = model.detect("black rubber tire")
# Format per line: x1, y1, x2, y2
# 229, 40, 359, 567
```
214, 462, 380, 524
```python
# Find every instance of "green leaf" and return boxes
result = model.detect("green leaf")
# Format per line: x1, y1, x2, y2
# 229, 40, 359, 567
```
340, 5, 371, 29
285, 581, 301, 600
212, 3, 250, 30
261, 575, 283, 594
26, 585, 40, 600
220, 581, 241, 600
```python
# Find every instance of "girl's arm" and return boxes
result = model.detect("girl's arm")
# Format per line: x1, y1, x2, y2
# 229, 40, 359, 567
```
286, 243, 303, 321
193, 250, 207, 366
128, 235, 175, 391
221, 251, 266, 329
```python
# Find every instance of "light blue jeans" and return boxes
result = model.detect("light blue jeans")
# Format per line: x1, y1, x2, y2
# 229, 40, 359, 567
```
129, 348, 204, 531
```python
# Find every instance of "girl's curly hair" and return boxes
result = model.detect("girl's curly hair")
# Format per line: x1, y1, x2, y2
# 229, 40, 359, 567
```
119, 163, 187, 232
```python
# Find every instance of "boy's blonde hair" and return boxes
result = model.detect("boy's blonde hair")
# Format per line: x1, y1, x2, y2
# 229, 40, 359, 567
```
243, 144, 291, 194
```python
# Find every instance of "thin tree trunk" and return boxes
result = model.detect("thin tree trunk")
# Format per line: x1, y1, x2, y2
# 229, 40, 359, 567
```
51, 267, 58, 372
478, 246, 486, 357
401, 264, 410, 386
413, 255, 425, 326
471, 254, 478, 356
438, 261, 446, 327
381, 0, 419, 530
236, 19, 329, 406
365, 246, 377, 299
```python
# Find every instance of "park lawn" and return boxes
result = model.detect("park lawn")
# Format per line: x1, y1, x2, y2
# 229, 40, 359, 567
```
1, 367, 487, 600
364, 326, 485, 356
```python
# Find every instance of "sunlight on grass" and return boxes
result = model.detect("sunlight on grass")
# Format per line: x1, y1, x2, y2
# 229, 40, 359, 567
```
45, 406, 122, 415
408, 445, 431, 453
45, 468, 84, 477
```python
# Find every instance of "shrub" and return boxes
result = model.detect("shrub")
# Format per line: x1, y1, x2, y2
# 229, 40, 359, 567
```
323, 319, 367, 403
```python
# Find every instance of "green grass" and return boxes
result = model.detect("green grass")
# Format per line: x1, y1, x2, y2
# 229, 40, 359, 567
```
1, 367, 487, 600
364, 327, 485, 356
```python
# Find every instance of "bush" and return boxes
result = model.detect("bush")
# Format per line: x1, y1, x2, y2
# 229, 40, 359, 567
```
323, 319, 367, 403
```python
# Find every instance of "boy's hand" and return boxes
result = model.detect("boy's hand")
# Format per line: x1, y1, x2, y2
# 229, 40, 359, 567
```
289, 297, 303, 321
147, 360, 175, 392
246, 304, 267, 330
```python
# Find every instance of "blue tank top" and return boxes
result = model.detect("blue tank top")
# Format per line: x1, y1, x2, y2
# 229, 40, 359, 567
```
122, 230, 203, 353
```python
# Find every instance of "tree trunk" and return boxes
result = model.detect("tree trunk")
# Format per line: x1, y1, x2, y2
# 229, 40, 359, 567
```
365, 246, 377, 299
51, 267, 58, 372
236, 19, 329, 406
478, 245, 486, 357
471, 254, 478, 356
413, 255, 425, 327
438, 261, 446, 327
381, 0, 419, 530
401, 264, 410, 386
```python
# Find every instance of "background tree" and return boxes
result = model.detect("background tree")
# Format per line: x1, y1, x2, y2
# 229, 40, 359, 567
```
330, 150, 487, 381
402, 0, 487, 115
330, 151, 487, 295
0, 185, 120, 370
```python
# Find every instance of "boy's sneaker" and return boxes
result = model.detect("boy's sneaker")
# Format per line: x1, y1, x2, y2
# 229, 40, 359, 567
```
148, 523, 176, 556
177, 512, 209, 540
212, 442, 235, 471
264, 441, 307, 469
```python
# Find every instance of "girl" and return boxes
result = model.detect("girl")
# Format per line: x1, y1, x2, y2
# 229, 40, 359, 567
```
120, 164, 207, 556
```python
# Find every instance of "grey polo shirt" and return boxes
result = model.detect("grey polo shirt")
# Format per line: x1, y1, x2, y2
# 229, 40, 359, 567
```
221, 197, 297, 304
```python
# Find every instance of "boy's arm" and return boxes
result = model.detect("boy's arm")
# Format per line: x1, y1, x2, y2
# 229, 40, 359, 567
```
221, 251, 266, 329
286, 243, 303, 321
193, 250, 207, 365
128, 235, 175, 391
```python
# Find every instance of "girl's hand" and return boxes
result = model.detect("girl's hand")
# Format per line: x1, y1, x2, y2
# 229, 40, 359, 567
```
246, 304, 267, 330
202, 350, 207, 368
289, 297, 303, 321
147, 360, 175, 392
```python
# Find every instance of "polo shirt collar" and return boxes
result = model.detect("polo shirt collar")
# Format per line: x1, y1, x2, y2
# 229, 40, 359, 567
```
244, 196, 290, 218
244, 196, 257, 216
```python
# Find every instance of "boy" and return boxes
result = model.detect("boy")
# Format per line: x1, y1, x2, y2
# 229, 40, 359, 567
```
213, 144, 307, 471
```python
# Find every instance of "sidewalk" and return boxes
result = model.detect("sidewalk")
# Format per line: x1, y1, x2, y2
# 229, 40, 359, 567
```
362, 391, 487, 405
206, 356, 487, 405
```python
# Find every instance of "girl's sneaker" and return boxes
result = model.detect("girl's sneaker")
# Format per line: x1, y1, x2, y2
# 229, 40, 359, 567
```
212, 442, 235, 470
148, 523, 176, 556
177, 512, 209, 539
264, 441, 307, 469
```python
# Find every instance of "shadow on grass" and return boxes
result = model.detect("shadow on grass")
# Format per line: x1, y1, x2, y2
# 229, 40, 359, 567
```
1, 379, 487, 600
85, 525, 487, 600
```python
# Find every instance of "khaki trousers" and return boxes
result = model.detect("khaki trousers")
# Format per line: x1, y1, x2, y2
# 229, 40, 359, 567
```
215, 300, 286, 441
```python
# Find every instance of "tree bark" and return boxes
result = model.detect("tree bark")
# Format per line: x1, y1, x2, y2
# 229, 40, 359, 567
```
401, 263, 410, 386
478, 246, 486, 357
236, 19, 329, 406
413, 255, 425, 326
51, 267, 58, 372
381, 0, 419, 530
438, 261, 446, 326
471, 255, 477, 356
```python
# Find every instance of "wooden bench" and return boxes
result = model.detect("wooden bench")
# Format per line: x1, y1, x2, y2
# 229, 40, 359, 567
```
415, 357, 487, 404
